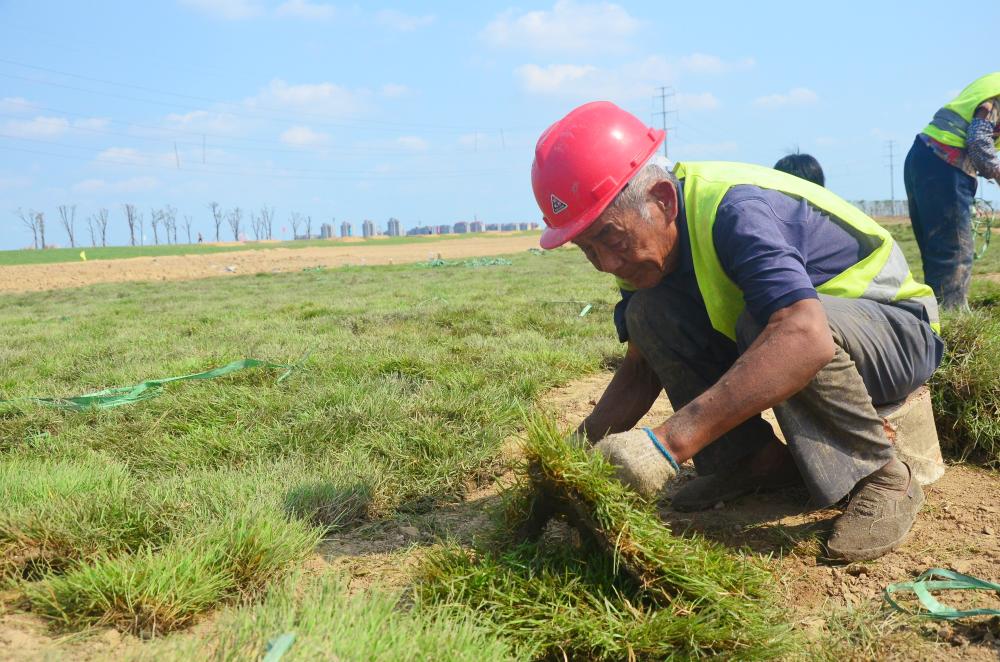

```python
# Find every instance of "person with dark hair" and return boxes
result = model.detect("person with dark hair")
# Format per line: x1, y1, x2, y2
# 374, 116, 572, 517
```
774, 153, 825, 187
904, 72, 1000, 310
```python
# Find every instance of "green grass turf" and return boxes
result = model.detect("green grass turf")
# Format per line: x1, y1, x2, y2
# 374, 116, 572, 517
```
0, 231, 540, 266
0, 247, 625, 640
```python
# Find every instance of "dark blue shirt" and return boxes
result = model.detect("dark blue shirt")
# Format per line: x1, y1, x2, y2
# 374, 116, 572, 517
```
614, 183, 874, 343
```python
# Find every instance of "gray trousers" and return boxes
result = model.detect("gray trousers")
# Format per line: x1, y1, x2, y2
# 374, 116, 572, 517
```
625, 273, 942, 508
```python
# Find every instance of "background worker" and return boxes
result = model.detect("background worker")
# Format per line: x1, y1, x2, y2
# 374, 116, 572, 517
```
773, 153, 825, 187
904, 72, 1000, 310
532, 102, 943, 562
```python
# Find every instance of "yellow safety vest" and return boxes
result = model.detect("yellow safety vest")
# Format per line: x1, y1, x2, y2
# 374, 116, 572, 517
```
618, 161, 940, 340
921, 72, 1000, 150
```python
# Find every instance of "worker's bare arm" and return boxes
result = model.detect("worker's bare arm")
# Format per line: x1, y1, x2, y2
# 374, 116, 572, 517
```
651, 298, 834, 462
578, 341, 663, 443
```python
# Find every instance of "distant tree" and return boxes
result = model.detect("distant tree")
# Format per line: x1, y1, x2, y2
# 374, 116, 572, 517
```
227, 207, 242, 241
86, 214, 97, 247
249, 212, 261, 240
137, 211, 145, 246
58, 204, 77, 248
289, 212, 303, 239
183, 214, 193, 244
208, 202, 224, 242
162, 205, 178, 244
261, 206, 275, 239
16, 208, 40, 249
305, 215, 312, 239
96, 208, 109, 246
150, 208, 162, 245
123, 204, 138, 246
36, 211, 46, 249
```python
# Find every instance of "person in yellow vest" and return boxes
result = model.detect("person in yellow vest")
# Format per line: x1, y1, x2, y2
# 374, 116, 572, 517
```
905, 73, 1000, 309
532, 102, 943, 562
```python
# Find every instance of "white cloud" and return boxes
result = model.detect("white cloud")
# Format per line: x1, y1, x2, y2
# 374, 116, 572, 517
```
675, 92, 720, 111
395, 136, 428, 151
484, 1, 640, 54
275, 0, 335, 20
375, 9, 435, 31
178, 0, 263, 20
516, 63, 602, 96
1, 116, 70, 139
0, 97, 36, 114
677, 53, 754, 75
72, 176, 159, 194
280, 125, 330, 147
72, 118, 111, 131
248, 79, 369, 117
96, 147, 175, 167
752, 87, 818, 109
380, 83, 410, 98
164, 110, 243, 134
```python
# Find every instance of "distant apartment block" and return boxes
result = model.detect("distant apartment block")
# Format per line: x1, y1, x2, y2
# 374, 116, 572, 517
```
387, 217, 401, 237
436, 224, 451, 234
406, 225, 433, 235
453, 221, 468, 234
340, 221, 352, 237
501, 223, 517, 231
362, 219, 376, 238
319, 223, 334, 239
470, 221, 484, 233
518, 222, 529, 231
485, 223, 499, 231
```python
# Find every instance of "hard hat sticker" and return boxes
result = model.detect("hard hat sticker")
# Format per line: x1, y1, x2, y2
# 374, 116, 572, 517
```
550, 194, 568, 215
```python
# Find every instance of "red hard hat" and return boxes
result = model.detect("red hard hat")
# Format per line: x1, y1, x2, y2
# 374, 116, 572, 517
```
532, 101, 665, 249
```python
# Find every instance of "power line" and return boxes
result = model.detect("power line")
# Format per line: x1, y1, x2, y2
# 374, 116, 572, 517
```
653, 86, 677, 159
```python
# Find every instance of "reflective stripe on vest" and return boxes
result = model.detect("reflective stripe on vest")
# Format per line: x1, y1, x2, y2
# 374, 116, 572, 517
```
664, 161, 941, 340
921, 72, 1000, 149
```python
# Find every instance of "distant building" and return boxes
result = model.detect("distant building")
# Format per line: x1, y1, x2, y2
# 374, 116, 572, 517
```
319, 223, 334, 239
362, 219, 376, 238
453, 221, 468, 234
529, 222, 540, 230
436, 224, 451, 234
501, 223, 517, 232
518, 222, 529, 231
407, 225, 433, 236
485, 223, 499, 231
470, 221, 484, 233
387, 217, 401, 237
340, 221, 352, 237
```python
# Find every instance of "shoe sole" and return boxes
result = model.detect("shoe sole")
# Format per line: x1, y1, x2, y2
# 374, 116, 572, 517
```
826, 488, 926, 562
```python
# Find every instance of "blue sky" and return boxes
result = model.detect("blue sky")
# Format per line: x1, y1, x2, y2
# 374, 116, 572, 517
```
0, 0, 997, 249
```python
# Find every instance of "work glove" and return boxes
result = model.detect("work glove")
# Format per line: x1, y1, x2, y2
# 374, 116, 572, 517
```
592, 428, 680, 499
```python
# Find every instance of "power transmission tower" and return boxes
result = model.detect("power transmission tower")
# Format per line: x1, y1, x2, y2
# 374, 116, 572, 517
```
885, 140, 897, 215
653, 86, 677, 159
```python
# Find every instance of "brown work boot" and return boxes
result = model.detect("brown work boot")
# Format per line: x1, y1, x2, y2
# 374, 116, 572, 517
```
670, 439, 801, 512
826, 458, 924, 562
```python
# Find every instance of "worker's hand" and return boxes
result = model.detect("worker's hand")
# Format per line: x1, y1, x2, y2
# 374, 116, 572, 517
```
592, 428, 679, 499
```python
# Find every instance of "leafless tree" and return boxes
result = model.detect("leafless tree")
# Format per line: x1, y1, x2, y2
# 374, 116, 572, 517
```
162, 205, 178, 244
289, 212, 303, 239
227, 207, 242, 241
260, 206, 275, 239
96, 208, 109, 246
17, 208, 40, 249
86, 214, 97, 247
36, 211, 47, 248
183, 214, 193, 244
209, 201, 224, 242
150, 208, 162, 245
58, 204, 77, 248
124, 204, 138, 246
305, 215, 312, 239
137, 210, 145, 246
249, 212, 261, 240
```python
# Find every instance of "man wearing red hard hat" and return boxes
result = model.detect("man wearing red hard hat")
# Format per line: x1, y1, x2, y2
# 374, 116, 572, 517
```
532, 101, 943, 561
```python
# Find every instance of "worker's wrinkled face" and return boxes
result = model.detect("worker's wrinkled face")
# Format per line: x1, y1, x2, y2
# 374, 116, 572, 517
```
572, 179, 680, 289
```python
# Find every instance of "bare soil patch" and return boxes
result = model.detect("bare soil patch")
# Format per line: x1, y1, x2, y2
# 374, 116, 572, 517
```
0, 234, 542, 294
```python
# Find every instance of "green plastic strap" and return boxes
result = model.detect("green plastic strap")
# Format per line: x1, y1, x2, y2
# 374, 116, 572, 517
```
884, 568, 1000, 620
262, 632, 296, 662
0, 355, 306, 411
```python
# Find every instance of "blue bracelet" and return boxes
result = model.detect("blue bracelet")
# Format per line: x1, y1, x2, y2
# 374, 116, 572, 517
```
643, 427, 680, 472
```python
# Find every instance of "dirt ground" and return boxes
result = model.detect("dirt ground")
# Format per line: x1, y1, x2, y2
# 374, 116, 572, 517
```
0, 234, 542, 294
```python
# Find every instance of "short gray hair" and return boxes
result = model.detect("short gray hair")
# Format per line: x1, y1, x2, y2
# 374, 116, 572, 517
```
602, 155, 678, 223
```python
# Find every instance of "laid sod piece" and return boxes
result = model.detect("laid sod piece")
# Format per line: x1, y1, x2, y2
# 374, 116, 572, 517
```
417, 417, 796, 660
129, 574, 515, 661
27, 511, 320, 636
931, 306, 1000, 466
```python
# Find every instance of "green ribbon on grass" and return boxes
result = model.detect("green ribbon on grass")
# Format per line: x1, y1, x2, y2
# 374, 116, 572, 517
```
0, 356, 306, 411
884, 568, 1000, 619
